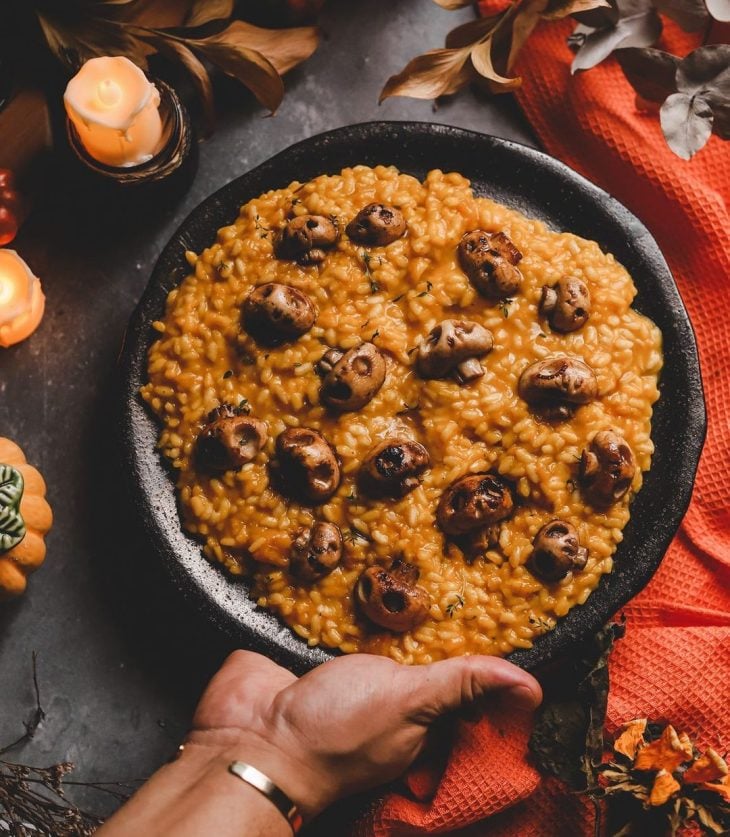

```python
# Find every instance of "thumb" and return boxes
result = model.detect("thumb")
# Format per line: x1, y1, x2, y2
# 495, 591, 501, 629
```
401, 656, 542, 724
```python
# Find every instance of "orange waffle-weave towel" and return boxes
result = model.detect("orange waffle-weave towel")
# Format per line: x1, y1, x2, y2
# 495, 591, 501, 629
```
352, 11, 730, 837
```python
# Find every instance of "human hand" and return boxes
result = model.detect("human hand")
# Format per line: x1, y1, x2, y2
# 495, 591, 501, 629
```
186, 649, 542, 821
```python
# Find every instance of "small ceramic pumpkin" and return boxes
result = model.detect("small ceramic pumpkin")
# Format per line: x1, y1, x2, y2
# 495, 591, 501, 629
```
0, 438, 52, 600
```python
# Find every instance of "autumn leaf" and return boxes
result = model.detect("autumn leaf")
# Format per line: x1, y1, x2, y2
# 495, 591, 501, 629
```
618, 44, 730, 158
143, 32, 215, 134
382, 0, 608, 102
380, 46, 477, 101
183, 20, 318, 112
615, 47, 678, 102
37, 11, 150, 71
570, 0, 662, 73
186, 0, 234, 28
190, 38, 282, 112
543, 0, 611, 19
205, 20, 319, 76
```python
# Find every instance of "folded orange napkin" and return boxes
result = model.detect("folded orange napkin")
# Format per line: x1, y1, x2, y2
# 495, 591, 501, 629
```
352, 12, 730, 836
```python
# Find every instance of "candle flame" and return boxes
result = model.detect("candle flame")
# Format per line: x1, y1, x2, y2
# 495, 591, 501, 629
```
97, 79, 122, 108
0, 274, 20, 307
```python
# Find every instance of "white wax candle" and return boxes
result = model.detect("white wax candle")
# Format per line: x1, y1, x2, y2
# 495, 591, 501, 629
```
0, 250, 45, 348
64, 57, 163, 168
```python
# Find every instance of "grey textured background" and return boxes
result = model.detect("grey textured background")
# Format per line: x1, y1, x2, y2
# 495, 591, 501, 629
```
0, 0, 535, 821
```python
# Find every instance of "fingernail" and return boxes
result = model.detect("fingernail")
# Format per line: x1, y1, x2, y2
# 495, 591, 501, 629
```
506, 685, 540, 711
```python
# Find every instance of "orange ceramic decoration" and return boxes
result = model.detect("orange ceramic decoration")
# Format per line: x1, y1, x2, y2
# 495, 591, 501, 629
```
0, 438, 52, 600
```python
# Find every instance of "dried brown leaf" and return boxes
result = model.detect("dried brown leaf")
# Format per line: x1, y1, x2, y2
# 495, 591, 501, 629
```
190, 30, 283, 112
37, 11, 150, 71
147, 34, 215, 134
202, 20, 319, 76
471, 39, 522, 90
379, 46, 474, 102
542, 0, 611, 20
186, 0, 234, 27
445, 15, 502, 49
615, 47, 678, 102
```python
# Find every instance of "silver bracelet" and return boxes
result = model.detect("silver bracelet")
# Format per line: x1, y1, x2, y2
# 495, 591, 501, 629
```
228, 760, 303, 834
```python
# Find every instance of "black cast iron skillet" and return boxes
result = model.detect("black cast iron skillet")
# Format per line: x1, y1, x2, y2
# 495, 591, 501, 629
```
117, 122, 706, 675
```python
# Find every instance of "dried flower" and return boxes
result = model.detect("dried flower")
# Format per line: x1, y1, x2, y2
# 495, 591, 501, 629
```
595, 719, 730, 834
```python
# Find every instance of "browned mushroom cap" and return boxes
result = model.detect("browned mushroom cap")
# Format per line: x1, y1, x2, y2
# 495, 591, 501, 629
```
540, 277, 591, 333
436, 473, 514, 536
359, 437, 431, 498
346, 203, 406, 246
274, 427, 341, 504
315, 347, 344, 377
276, 214, 339, 265
290, 521, 343, 581
356, 558, 430, 632
518, 356, 598, 420
527, 520, 588, 582
196, 405, 268, 472
242, 283, 317, 346
319, 342, 386, 411
416, 319, 494, 384
458, 230, 523, 299
579, 430, 636, 506
455, 524, 501, 560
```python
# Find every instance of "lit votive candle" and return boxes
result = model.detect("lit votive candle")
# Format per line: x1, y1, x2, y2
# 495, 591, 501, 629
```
0, 250, 45, 348
64, 56, 163, 168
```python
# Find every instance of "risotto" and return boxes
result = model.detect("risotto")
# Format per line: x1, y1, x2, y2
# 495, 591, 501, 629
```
141, 165, 662, 664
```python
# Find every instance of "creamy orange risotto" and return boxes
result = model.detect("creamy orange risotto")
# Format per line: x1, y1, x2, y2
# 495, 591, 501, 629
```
141, 165, 662, 664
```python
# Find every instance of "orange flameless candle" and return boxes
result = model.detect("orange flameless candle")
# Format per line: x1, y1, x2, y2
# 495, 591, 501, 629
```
64, 56, 163, 168
0, 250, 45, 348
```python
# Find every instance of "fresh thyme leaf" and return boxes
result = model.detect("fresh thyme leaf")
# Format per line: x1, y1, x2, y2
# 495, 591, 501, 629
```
392, 292, 406, 302
371, 330, 380, 340
223, 369, 233, 379
216, 260, 233, 275
343, 527, 371, 543
498, 298, 514, 318
254, 214, 271, 238
537, 331, 548, 338
361, 251, 380, 293
445, 573, 467, 618
529, 615, 552, 630
445, 593, 465, 618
